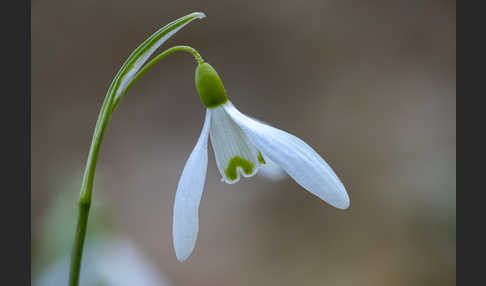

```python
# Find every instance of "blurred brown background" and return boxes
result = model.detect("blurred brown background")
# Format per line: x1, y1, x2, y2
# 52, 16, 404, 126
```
32, 0, 456, 285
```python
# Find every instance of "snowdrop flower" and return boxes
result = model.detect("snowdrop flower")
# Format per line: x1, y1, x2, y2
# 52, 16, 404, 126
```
173, 62, 350, 261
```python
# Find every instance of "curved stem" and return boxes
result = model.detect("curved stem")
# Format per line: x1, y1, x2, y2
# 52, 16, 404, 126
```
68, 87, 115, 286
68, 45, 203, 286
112, 45, 204, 108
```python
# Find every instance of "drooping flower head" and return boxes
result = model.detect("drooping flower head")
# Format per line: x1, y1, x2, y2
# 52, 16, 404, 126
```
173, 61, 350, 262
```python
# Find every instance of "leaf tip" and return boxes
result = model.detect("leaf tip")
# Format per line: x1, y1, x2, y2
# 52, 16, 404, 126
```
192, 12, 206, 19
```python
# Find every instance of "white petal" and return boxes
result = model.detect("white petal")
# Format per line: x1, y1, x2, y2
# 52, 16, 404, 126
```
173, 110, 211, 262
209, 106, 264, 184
223, 102, 349, 209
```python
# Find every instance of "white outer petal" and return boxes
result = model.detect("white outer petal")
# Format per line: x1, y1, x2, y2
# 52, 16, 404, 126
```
223, 102, 350, 209
172, 110, 211, 262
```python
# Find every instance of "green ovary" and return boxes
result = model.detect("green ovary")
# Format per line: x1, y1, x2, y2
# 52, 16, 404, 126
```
225, 156, 255, 181
195, 62, 228, 108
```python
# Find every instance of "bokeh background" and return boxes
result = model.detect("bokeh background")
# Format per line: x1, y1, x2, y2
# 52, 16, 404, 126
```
32, 0, 456, 285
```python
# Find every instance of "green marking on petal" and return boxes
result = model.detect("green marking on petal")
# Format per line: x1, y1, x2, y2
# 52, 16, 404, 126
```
257, 152, 266, 164
225, 156, 255, 181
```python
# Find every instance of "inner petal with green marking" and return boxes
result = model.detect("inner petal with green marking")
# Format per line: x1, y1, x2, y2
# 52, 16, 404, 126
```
209, 105, 265, 184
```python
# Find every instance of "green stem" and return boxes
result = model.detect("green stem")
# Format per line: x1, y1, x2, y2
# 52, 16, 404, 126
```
113, 45, 203, 108
68, 83, 115, 286
68, 201, 90, 285
68, 45, 202, 286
